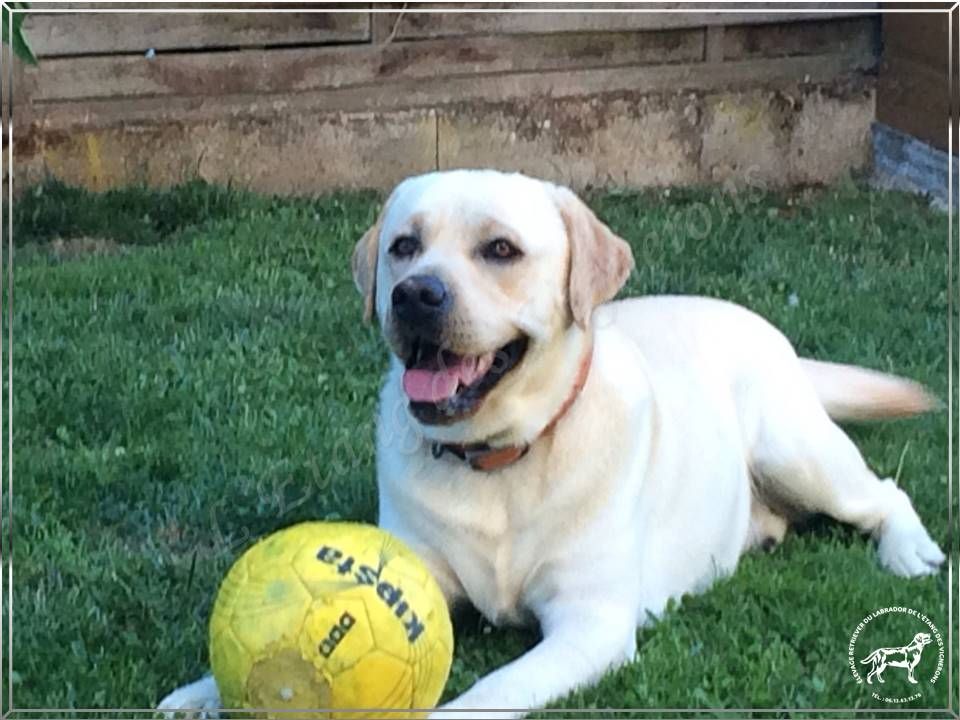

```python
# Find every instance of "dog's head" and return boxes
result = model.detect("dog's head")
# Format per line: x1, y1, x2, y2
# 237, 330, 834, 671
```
913, 632, 933, 647
352, 170, 633, 436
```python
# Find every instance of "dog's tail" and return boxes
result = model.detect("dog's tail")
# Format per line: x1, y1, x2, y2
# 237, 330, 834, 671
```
860, 649, 882, 665
800, 359, 940, 422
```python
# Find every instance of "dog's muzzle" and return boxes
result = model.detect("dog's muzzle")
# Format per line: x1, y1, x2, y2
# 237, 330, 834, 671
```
391, 274, 451, 337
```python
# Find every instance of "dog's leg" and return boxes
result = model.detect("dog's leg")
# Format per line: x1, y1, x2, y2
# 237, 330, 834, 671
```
749, 373, 944, 577
746, 495, 789, 551
430, 603, 636, 720
908, 662, 919, 684
156, 674, 221, 718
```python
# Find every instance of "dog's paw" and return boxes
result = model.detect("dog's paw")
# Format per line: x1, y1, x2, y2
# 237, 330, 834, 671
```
429, 693, 525, 720
156, 675, 221, 719
429, 709, 524, 720
877, 511, 945, 577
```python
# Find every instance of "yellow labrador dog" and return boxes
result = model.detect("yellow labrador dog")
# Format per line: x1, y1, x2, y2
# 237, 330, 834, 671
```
160, 170, 943, 718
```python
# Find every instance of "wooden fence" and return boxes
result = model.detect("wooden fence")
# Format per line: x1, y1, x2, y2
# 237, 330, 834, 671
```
14, 3, 883, 192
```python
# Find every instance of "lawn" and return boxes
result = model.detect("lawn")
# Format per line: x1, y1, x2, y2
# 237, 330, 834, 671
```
10, 179, 954, 715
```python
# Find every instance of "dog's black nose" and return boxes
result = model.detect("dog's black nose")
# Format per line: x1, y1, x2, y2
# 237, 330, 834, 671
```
392, 274, 451, 324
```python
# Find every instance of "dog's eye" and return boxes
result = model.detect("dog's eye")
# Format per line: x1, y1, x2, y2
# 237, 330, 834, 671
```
481, 238, 522, 263
389, 235, 421, 259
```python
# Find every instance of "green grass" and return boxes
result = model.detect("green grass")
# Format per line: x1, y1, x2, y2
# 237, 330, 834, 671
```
10, 179, 953, 715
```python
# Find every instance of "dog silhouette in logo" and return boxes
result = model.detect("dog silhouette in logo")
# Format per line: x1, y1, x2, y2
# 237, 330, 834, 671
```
860, 632, 932, 684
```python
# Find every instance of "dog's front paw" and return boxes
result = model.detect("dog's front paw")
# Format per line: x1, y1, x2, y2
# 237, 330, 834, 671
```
429, 708, 524, 720
429, 692, 526, 720
877, 511, 945, 577
156, 675, 221, 719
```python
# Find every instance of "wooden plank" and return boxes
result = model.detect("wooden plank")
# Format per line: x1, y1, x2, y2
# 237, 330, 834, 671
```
26, 2, 363, 7
17, 107, 439, 194
370, 5, 395, 42
881, 11, 951, 80
724, 16, 878, 60
876, 51, 950, 153
21, 48, 876, 129
438, 83, 872, 189
22, 8, 370, 57
19, 28, 705, 103
704, 26, 725, 62
26, 2, 271, 8
376, 2, 877, 38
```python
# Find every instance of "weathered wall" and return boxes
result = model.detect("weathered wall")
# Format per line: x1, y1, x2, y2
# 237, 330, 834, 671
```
11, 4, 880, 193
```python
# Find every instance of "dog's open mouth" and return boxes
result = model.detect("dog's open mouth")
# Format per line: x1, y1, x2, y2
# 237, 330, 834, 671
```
402, 336, 528, 424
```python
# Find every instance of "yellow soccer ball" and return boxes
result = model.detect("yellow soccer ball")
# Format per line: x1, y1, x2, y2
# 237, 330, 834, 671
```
209, 522, 453, 719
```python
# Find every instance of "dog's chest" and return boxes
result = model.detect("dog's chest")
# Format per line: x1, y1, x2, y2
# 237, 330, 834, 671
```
377, 335, 646, 625
462, 496, 554, 625
397, 442, 614, 625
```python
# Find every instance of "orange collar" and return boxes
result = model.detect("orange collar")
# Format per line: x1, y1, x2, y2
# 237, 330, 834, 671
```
431, 343, 594, 472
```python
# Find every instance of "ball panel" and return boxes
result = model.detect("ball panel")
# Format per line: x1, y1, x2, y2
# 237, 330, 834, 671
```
331, 649, 413, 720
290, 562, 365, 603
245, 647, 332, 720
410, 634, 452, 712
379, 554, 431, 591
209, 624, 253, 710
299, 595, 376, 678
292, 526, 392, 596
226, 573, 314, 656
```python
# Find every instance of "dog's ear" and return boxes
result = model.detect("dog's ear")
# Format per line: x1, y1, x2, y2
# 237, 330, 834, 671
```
551, 185, 634, 329
352, 205, 387, 323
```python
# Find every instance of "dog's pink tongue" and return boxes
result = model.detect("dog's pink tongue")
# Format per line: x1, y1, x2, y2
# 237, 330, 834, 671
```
403, 354, 489, 403
403, 367, 460, 402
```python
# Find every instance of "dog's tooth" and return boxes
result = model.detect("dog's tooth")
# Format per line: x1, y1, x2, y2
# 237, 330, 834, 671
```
478, 352, 494, 375
457, 355, 475, 384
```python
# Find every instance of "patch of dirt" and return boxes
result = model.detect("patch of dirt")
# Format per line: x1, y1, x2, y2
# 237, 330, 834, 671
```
45, 236, 129, 260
